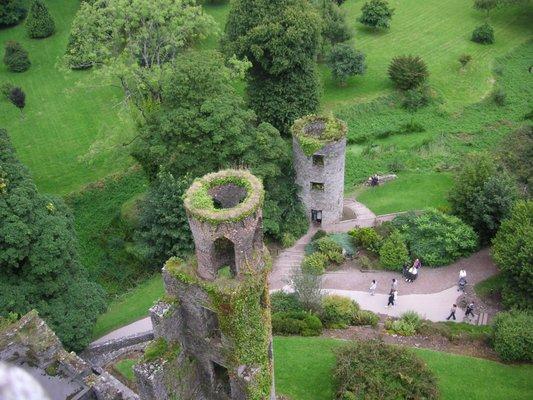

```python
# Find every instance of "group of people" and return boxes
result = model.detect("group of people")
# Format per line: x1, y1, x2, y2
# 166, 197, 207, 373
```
403, 258, 421, 283
369, 278, 399, 307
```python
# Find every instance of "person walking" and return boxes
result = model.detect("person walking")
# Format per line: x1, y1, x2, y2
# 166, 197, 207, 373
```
391, 278, 398, 291
446, 304, 457, 321
464, 302, 475, 321
369, 280, 377, 296
459, 269, 467, 279
386, 289, 395, 307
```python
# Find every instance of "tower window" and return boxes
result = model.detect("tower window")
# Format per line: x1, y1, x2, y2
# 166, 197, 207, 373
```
312, 154, 324, 166
311, 182, 324, 191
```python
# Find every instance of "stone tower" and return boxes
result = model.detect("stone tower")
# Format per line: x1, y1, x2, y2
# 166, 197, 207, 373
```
135, 169, 275, 400
292, 114, 347, 226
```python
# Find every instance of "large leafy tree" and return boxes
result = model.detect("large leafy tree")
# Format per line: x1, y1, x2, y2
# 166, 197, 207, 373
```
492, 200, 533, 310
0, 129, 106, 351
64, 0, 214, 108
224, 0, 321, 134
497, 125, 532, 196
0, 0, 26, 28
131, 50, 307, 242
327, 43, 366, 86
312, 0, 352, 57
448, 154, 519, 244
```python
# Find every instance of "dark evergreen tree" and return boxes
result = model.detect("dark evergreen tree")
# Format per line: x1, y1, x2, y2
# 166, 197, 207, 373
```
388, 55, 429, 90
224, 0, 321, 134
0, 0, 27, 28
0, 129, 106, 350
3, 41, 31, 72
25, 0, 55, 39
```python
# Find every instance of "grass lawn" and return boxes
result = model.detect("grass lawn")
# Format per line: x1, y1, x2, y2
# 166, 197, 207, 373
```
355, 171, 452, 215
475, 273, 505, 299
114, 358, 137, 382
323, 0, 532, 110
92, 274, 164, 340
0, 0, 135, 195
273, 336, 533, 400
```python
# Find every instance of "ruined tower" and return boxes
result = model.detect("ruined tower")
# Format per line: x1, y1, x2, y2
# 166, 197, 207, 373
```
292, 114, 347, 226
135, 169, 275, 400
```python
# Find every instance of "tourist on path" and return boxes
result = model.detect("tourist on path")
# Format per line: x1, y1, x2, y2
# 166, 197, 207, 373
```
464, 302, 475, 321
386, 289, 397, 307
369, 280, 377, 296
391, 278, 398, 291
446, 304, 458, 321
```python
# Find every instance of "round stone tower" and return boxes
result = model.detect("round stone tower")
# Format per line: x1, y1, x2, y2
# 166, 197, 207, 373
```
136, 169, 275, 400
292, 114, 347, 226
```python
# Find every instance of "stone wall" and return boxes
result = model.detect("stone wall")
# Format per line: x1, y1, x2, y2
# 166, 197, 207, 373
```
293, 136, 346, 225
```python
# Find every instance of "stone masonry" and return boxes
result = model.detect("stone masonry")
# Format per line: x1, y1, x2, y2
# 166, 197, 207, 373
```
135, 169, 275, 400
292, 115, 347, 226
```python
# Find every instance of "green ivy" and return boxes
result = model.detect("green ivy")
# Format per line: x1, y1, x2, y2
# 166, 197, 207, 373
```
291, 114, 347, 156
165, 256, 273, 400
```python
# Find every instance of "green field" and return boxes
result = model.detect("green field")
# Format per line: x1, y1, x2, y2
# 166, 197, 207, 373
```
0, 0, 135, 195
92, 274, 164, 340
274, 336, 533, 400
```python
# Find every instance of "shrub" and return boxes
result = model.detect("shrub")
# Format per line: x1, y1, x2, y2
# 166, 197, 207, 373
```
3, 41, 30, 73
400, 311, 422, 331
388, 55, 429, 90
270, 291, 302, 314
491, 311, 533, 362
311, 229, 327, 242
316, 236, 345, 264
321, 295, 359, 329
7, 86, 25, 112
334, 340, 439, 400
491, 86, 507, 106
357, 0, 394, 29
1, 82, 15, 99
459, 54, 472, 68
401, 85, 431, 111
390, 319, 417, 336
26, 0, 55, 38
491, 201, 533, 310
379, 230, 409, 271
393, 209, 478, 266
349, 227, 382, 253
472, 23, 495, 44
291, 269, 323, 314
0, 0, 27, 28
352, 310, 379, 327
272, 311, 323, 336
281, 232, 296, 248
301, 252, 329, 275
327, 43, 366, 86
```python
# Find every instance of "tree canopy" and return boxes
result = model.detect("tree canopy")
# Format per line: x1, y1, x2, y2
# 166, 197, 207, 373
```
0, 129, 106, 351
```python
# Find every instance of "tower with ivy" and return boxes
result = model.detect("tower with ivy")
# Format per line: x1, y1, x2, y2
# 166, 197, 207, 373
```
292, 114, 347, 226
135, 169, 275, 400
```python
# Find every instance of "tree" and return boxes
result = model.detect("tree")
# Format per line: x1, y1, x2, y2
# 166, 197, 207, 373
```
136, 172, 194, 267
313, 0, 352, 57
327, 43, 366, 86
7, 86, 25, 114
131, 50, 307, 242
3, 41, 30, 72
0, 0, 27, 28
474, 0, 499, 14
448, 154, 519, 244
224, 0, 321, 134
0, 129, 106, 351
492, 201, 533, 310
63, 0, 214, 108
25, 0, 55, 39
388, 55, 429, 90
358, 0, 394, 29
472, 23, 495, 44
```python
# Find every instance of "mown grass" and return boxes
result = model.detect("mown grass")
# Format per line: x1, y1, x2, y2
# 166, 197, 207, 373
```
475, 273, 505, 299
0, 0, 135, 195
92, 274, 164, 340
356, 171, 452, 215
273, 336, 533, 400
323, 0, 532, 110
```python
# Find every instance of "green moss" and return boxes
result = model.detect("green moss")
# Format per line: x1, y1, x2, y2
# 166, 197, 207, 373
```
292, 114, 347, 156
183, 169, 264, 225
165, 255, 273, 400
142, 337, 180, 363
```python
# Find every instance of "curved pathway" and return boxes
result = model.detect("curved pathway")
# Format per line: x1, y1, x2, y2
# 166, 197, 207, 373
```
92, 200, 499, 343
